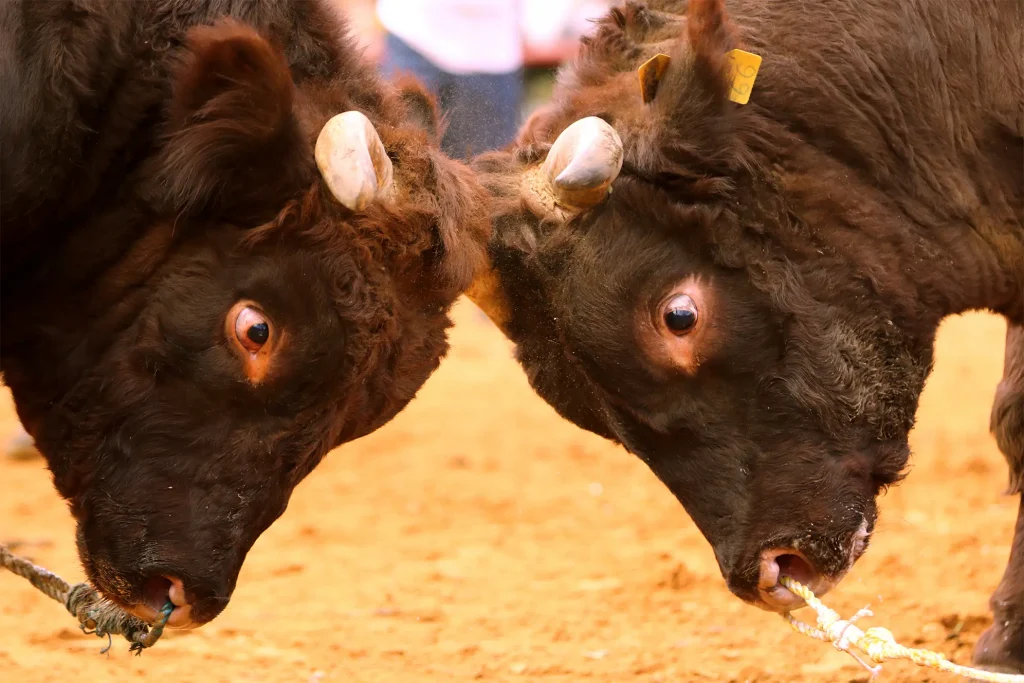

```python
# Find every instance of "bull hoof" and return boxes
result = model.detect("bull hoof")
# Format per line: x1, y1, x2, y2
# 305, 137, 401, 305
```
5, 431, 41, 461
973, 621, 1024, 676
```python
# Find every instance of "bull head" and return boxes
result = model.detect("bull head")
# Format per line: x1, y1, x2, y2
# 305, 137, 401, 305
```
468, 116, 624, 332
315, 111, 394, 211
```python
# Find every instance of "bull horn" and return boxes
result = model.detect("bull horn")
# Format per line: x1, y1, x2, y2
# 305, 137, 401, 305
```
315, 111, 394, 211
542, 116, 623, 211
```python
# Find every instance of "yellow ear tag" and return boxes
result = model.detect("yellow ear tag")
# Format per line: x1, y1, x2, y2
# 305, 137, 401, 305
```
726, 49, 762, 104
637, 53, 672, 104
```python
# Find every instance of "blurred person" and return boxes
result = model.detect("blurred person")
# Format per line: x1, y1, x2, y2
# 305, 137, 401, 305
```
522, 0, 610, 67
376, 0, 524, 158
375, 0, 609, 158
343, 0, 387, 62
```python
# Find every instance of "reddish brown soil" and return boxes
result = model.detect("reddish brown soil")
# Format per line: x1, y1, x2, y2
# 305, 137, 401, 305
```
0, 303, 1013, 682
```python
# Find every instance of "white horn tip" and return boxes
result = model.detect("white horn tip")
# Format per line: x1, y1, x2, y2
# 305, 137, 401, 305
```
315, 111, 392, 212
542, 116, 624, 209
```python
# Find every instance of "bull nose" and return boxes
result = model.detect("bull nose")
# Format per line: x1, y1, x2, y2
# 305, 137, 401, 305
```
135, 575, 198, 629
756, 548, 835, 612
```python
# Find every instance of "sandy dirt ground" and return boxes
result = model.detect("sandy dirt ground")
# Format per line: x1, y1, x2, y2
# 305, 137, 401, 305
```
0, 302, 1013, 683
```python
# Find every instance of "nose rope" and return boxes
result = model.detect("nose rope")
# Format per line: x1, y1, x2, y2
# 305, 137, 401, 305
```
781, 577, 1024, 682
1, 544, 172, 654
3, 539, 1020, 676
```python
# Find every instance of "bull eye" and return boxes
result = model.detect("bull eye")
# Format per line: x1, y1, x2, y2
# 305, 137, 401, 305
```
663, 294, 698, 334
247, 322, 269, 345
234, 306, 272, 354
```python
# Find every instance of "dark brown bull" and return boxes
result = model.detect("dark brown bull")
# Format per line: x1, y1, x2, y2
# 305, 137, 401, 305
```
469, 0, 1023, 672
0, 0, 488, 628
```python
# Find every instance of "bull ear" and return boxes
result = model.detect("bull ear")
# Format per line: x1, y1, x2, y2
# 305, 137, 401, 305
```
635, 0, 738, 116
625, 0, 744, 183
156, 19, 311, 219
394, 76, 444, 141
687, 0, 739, 97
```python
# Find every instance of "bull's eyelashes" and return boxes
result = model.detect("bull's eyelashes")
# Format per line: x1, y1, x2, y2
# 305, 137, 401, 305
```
663, 294, 699, 334
226, 301, 276, 384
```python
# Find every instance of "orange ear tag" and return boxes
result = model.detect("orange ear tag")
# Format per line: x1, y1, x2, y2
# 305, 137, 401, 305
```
637, 53, 672, 104
726, 49, 762, 104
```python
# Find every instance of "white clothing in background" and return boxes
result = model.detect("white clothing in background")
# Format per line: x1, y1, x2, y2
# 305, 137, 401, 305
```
521, 0, 610, 45
376, 0, 525, 75
376, 0, 612, 75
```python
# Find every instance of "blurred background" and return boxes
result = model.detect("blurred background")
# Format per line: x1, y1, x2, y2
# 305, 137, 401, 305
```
0, 4, 1014, 682
344, 0, 613, 157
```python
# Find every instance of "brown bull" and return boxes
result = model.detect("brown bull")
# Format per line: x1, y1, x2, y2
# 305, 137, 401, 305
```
469, 0, 1023, 672
0, 0, 489, 628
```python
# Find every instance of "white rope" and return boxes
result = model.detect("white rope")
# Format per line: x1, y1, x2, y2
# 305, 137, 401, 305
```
781, 577, 1024, 682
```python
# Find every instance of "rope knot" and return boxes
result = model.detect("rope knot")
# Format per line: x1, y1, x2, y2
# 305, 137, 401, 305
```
859, 626, 897, 663
824, 618, 857, 651
65, 582, 101, 629
2, 545, 173, 654
780, 578, 1024, 683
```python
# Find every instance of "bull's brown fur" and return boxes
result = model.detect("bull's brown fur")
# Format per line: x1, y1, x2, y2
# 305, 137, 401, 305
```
0, 0, 489, 626
472, 0, 1022, 670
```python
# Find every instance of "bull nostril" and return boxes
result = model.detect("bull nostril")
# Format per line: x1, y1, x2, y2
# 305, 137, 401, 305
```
753, 547, 848, 612
133, 576, 202, 629
141, 576, 173, 613
758, 547, 820, 592
165, 576, 189, 607
142, 575, 190, 612
775, 553, 816, 586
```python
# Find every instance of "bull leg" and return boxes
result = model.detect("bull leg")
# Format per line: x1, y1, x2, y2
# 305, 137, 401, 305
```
974, 322, 1024, 673
975, 497, 1024, 673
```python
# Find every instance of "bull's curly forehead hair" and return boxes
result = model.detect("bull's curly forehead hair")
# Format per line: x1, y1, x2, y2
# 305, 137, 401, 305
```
242, 139, 489, 304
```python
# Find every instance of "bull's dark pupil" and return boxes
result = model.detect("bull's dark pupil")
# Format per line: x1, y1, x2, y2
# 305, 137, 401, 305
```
665, 308, 697, 333
247, 323, 269, 345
